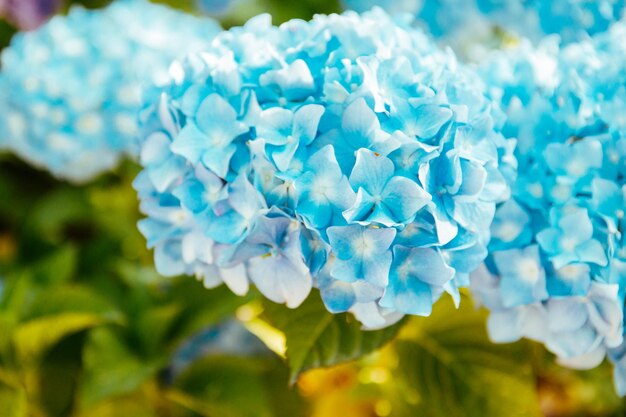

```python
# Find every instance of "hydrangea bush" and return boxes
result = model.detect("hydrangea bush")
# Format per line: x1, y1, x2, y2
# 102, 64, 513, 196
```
343, 0, 625, 54
0, 0, 221, 182
135, 9, 514, 329
472, 23, 626, 393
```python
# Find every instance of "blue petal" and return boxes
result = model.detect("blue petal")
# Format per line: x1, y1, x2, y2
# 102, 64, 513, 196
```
170, 122, 207, 164
495, 245, 548, 307
411, 104, 453, 139
381, 176, 431, 223
196, 93, 245, 137
349, 148, 394, 195
379, 272, 433, 315
259, 59, 315, 101
201, 143, 238, 178
293, 104, 324, 145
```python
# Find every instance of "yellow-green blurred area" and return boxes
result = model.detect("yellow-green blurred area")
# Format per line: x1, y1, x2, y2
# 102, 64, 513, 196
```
0, 1, 625, 417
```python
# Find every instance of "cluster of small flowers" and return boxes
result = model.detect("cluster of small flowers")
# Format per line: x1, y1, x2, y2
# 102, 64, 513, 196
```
471, 23, 626, 392
343, 0, 625, 54
134, 9, 514, 329
0, 0, 221, 182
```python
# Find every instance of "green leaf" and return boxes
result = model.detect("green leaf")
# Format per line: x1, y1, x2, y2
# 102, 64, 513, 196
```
168, 280, 259, 345
78, 328, 162, 408
38, 333, 85, 417
261, 293, 405, 383
28, 188, 92, 241
23, 285, 118, 321
0, 384, 27, 417
136, 303, 183, 356
75, 395, 158, 417
393, 296, 542, 417
173, 355, 275, 417
13, 312, 120, 363
32, 245, 78, 285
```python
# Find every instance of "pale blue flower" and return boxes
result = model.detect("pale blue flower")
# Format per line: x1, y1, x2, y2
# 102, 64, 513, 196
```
493, 245, 548, 307
536, 207, 608, 268
327, 224, 396, 287
490, 199, 532, 250
344, 0, 626, 57
379, 246, 455, 315
0, 0, 221, 182
256, 104, 325, 172
171, 94, 249, 179
294, 145, 354, 230
136, 9, 513, 320
225, 213, 312, 308
343, 149, 431, 227
319, 98, 399, 174
473, 23, 626, 394
543, 139, 604, 179
206, 174, 267, 245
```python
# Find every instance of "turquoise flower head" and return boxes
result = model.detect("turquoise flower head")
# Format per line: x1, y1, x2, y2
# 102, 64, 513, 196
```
473, 23, 626, 395
135, 9, 513, 328
343, 0, 625, 58
0, 0, 221, 182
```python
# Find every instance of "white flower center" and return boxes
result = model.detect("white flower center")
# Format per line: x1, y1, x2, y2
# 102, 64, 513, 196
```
518, 258, 540, 283
495, 222, 521, 242
311, 176, 333, 203
560, 237, 578, 252
558, 265, 582, 280
170, 209, 190, 225
115, 114, 138, 136
75, 113, 103, 135
397, 261, 411, 279
550, 184, 571, 202
528, 183, 543, 198
566, 159, 586, 177
353, 234, 375, 257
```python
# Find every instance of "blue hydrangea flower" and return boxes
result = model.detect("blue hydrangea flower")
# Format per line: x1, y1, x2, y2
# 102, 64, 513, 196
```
472, 23, 626, 395
343, 0, 625, 56
0, 0, 221, 182
135, 9, 514, 327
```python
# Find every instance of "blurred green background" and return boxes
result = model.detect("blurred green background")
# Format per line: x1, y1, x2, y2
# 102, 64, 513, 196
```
1, 1, 626, 416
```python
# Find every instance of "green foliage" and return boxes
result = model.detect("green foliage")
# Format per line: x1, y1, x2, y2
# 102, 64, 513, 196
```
172, 355, 306, 417
261, 294, 405, 383
0, 157, 304, 417
392, 296, 542, 417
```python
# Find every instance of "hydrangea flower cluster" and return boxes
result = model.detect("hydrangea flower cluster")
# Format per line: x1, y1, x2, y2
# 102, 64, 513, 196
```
343, 0, 625, 51
0, 0, 221, 182
135, 9, 514, 329
471, 24, 626, 393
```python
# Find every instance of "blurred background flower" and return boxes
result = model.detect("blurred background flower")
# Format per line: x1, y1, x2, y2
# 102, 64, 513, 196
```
342, 0, 626, 59
0, 0, 62, 30
471, 20, 626, 396
0, 0, 221, 182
